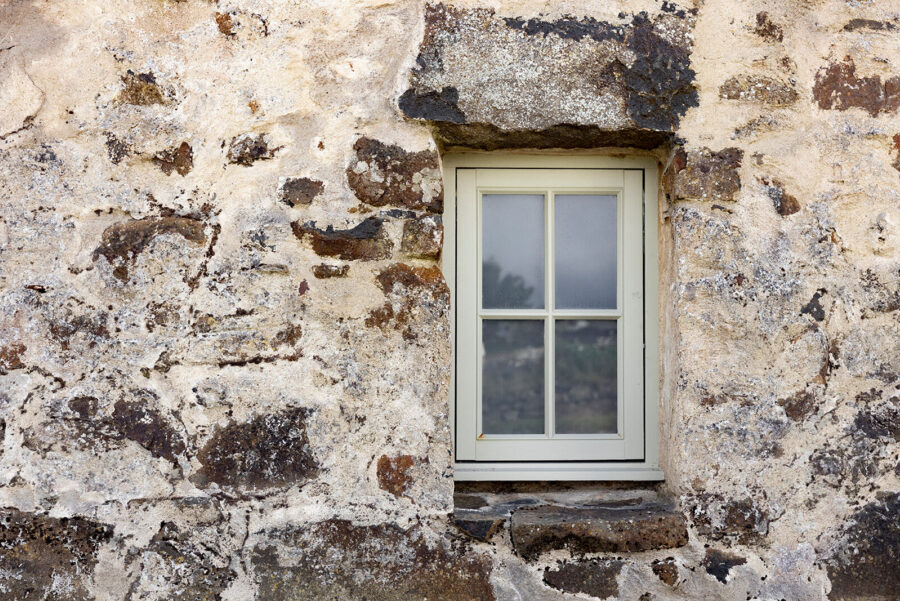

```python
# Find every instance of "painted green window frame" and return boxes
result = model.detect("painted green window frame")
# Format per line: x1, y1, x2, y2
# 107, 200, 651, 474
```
442, 153, 662, 481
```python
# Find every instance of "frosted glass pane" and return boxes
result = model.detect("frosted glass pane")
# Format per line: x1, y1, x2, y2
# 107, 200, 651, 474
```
482, 320, 544, 434
482, 194, 544, 309
555, 320, 617, 434
555, 195, 617, 309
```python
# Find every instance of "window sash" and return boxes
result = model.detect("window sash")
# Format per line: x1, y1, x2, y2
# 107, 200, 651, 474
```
456, 168, 646, 463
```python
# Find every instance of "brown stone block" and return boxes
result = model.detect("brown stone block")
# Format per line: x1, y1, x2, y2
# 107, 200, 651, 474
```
510, 504, 688, 559
669, 147, 743, 203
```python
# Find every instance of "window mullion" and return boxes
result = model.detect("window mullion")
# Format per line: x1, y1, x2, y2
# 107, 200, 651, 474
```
546, 189, 555, 440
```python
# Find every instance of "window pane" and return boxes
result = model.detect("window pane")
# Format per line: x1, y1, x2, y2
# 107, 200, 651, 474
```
482, 320, 544, 434
554, 194, 617, 309
482, 194, 544, 309
554, 320, 617, 434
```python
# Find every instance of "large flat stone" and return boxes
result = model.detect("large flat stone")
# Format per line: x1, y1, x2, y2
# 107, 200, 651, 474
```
510, 503, 688, 559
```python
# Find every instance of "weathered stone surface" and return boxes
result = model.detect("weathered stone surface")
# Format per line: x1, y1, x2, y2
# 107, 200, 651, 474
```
543, 559, 624, 599
777, 390, 817, 421
753, 12, 784, 42
279, 177, 324, 207
652, 558, 679, 586
0, 509, 113, 601
367, 263, 450, 339
252, 520, 495, 601
403, 4, 698, 144
376, 453, 415, 498
0, 56, 43, 138
687, 495, 770, 544
117, 70, 167, 105
346, 137, 442, 211
401, 214, 443, 259
153, 141, 193, 176
813, 58, 900, 116
292, 216, 392, 261
227, 133, 279, 165
668, 147, 743, 202
453, 510, 507, 541
761, 178, 801, 216
311, 263, 349, 278
510, 504, 688, 559
719, 75, 798, 106
93, 216, 208, 281
825, 493, 900, 600
842, 19, 898, 32
453, 493, 489, 509
194, 407, 318, 491
703, 548, 747, 584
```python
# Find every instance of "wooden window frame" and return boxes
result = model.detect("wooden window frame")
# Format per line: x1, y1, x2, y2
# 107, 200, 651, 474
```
443, 152, 662, 481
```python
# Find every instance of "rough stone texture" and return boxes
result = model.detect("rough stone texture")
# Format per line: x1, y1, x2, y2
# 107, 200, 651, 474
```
719, 75, 799, 106
0, 509, 113, 600
543, 559, 624, 599
0, 0, 897, 599
666, 147, 744, 202
252, 520, 495, 601
403, 3, 698, 148
401, 213, 443, 259
346, 136, 443, 211
651, 557, 679, 586
510, 504, 688, 559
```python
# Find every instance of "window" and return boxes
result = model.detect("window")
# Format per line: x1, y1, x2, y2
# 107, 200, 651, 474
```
443, 154, 661, 481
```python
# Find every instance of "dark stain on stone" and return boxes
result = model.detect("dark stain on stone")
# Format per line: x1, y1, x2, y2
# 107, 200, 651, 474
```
719, 75, 798, 106
813, 57, 900, 117
762, 178, 801, 216
852, 396, 900, 441
227, 133, 279, 166
0, 509, 113, 600
510, 504, 688, 560
375, 263, 447, 298
93, 216, 207, 281
401, 214, 443, 259
826, 493, 900, 599
754, 12, 784, 42
0, 342, 26, 374
0, 419, 4, 457
118, 70, 166, 105
503, 15, 624, 43
703, 548, 746, 584
291, 216, 392, 261
652, 557, 679, 586
801, 288, 827, 322
778, 390, 817, 421
105, 132, 130, 164
48, 308, 110, 351
280, 177, 324, 207
891, 134, 900, 173
376, 453, 415, 497
112, 396, 186, 464
398, 86, 466, 123
312, 263, 349, 279
668, 147, 743, 202
215, 12, 236, 35
346, 137, 442, 212
153, 141, 193, 176
454, 493, 489, 509
194, 407, 318, 491
623, 14, 699, 131
842, 18, 898, 32
542, 559, 624, 599
252, 520, 495, 601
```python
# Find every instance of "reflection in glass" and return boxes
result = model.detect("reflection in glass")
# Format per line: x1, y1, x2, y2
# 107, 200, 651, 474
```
482, 320, 544, 434
555, 320, 617, 434
555, 195, 617, 309
482, 194, 544, 309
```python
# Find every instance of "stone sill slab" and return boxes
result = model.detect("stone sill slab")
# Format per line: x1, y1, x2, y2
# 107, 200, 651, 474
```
453, 490, 688, 560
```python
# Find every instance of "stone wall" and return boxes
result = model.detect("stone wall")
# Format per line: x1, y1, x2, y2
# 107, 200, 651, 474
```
0, 1, 897, 600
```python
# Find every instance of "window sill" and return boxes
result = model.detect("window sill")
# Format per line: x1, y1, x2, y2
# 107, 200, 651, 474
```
453, 461, 664, 481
